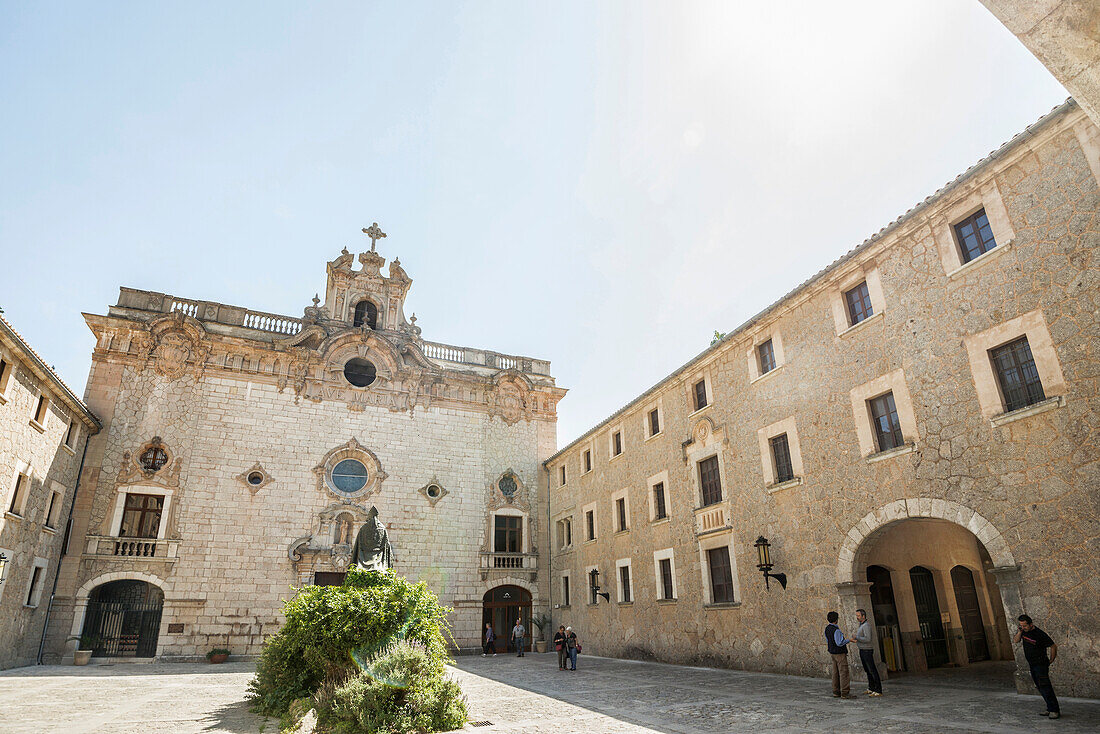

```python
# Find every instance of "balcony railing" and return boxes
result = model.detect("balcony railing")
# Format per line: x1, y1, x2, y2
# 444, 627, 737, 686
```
85, 536, 180, 561
480, 552, 537, 571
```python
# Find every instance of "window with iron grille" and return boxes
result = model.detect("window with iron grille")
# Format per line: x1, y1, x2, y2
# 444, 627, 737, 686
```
659, 558, 674, 600
649, 408, 660, 436
652, 482, 667, 520
120, 494, 163, 538
616, 497, 628, 532
707, 547, 735, 603
562, 576, 570, 606
352, 300, 378, 329
619, 564, 632, 603
845, 282, 874, 326
612, 431, 622, 456
698, 455, 722, 506
758, 339, 776, 374
990, 337, 1045, 412
954, 208, 998, 263
139, 447, 168, 471
586, 510, 595, 540
694, 380, 708, 411
493, 515, 522, 553
868, 392, 904, 452
770, 433, 794, 483
584, 450, 592, 473
559, 465, 566, 486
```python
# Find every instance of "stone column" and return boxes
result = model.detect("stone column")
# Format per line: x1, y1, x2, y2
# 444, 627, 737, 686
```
990, 565, 1029, 694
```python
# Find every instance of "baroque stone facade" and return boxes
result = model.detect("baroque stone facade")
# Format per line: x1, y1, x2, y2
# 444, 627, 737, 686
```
46, 234, 564, 662
0, 314, 100, 670
546, 100, 1100, 697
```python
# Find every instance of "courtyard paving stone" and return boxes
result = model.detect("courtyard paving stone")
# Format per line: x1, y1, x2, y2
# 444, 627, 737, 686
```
1, 654, 1099, 733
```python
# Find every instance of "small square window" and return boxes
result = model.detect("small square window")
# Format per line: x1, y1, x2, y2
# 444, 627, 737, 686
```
652, 482, 667, 520
990, 336, 1045, 412
694, 380, 708, 411
869, 392, 904, 452
649, 408, 660, 437
758, 339, 776, 374
845, 282, 874, 326
954, 208, 998, 263
770, 433, 794, 484
612, 431, 622, 457
698, 455, 722, 506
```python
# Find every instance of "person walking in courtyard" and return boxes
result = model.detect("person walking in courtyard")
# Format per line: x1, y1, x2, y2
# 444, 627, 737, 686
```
825, 611, 852, 698
1015, 614, 1060, 719
853, 609, 882, 697
565, 626, 579, 670
482, 621, 496, 657
512, 618, 526, 657
554, 625, 568, 670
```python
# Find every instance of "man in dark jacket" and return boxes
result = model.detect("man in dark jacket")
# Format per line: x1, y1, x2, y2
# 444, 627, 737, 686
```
825, 611, 852, 698
1015, 614, 1059, 719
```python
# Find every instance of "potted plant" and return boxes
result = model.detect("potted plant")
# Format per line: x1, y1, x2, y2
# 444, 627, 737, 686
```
68, 634, 102, 666
531, 613, 551, 653
206, 648, 231, 664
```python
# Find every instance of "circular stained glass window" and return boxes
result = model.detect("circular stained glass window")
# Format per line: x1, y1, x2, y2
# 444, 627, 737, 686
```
344, 358, 377, 387
331, 459, 368, 493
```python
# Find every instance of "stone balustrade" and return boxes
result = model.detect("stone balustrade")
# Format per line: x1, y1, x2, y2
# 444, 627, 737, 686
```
85, 535, 180, 562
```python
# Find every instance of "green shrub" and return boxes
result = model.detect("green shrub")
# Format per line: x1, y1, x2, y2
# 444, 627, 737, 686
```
315, 641, 467, 734
248, 568, 455, 720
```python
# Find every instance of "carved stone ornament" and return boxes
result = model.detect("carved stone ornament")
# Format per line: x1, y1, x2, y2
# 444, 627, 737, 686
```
488, 372, 533, 425
237, 463, 274, 494
313, 438, 387, 500
116, 436, 181, 489
287, 502, 379, 576
692, 417, 714, 446
418, 479, 449, 507
487, 469, 529, 513
145, 312, 210, 381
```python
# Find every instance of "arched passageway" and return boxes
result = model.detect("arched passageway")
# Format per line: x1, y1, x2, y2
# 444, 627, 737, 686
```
482, 585, 531, 653
81, 580, 164, 657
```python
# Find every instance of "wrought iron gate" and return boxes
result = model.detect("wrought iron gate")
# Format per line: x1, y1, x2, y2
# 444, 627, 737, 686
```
83, 598, 163, 657
909, 566, 950, 668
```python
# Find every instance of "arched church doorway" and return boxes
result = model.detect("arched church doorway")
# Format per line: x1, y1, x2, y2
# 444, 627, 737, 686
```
844, 512, 1014, 676
482, 585, 531, 653
81, 579, 164, 657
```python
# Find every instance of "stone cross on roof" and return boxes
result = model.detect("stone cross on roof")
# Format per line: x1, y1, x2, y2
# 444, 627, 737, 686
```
362, 222, 387, 252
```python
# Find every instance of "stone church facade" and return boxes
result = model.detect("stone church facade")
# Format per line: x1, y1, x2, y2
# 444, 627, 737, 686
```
545, 99, 1100, 697
46, 236, 564, 662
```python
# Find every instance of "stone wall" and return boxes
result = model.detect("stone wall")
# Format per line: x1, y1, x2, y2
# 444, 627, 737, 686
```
0, 319, 98, 670
546, 101, 1100, 697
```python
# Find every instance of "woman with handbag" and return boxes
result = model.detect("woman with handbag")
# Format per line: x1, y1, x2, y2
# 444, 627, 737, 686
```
565, 626, 579, 671
554, 626, 568, 670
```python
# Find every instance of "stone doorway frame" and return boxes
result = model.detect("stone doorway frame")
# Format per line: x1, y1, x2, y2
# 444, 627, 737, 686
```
835, 499, 1029, 692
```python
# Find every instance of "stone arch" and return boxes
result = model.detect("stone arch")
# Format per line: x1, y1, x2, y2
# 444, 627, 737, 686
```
70, 571, 167, 638
836, 499, 1015, 584
478, 576, 537, 599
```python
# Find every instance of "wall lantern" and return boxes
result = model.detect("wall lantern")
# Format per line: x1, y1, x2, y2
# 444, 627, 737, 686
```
754, 536, 787, 590
588, 568, 610, 603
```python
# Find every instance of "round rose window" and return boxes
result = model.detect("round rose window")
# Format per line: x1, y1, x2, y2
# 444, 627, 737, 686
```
331, 459, 368, 493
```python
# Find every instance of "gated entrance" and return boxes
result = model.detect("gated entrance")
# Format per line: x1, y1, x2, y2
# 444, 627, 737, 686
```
482, 585, 531, 653
909, 566, 950, 668
82, 580, 164, 657
951, 565, 990, 662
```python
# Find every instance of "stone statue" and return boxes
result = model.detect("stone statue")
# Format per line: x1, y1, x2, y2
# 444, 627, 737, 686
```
351, 506, 393, 571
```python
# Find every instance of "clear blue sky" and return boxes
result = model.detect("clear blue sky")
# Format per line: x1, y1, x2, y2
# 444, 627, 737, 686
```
0, 1, 1068, 445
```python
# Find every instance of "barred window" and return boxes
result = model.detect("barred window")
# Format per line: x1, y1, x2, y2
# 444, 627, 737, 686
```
770, 433, 794, 483
698, 455, 722, 506
652, 482, 667, 520
707, 547, 735, 603
990, 337, 1045, 412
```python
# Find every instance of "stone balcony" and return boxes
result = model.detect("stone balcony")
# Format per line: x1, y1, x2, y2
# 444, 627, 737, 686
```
85, 535, 180, 564
479, 552, 538, 581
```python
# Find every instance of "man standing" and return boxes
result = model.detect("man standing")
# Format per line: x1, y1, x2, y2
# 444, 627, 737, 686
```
825, 611, 852, 698
512, 618, 526, 657
482, 621, 496, 657
853, 609, 882, 697
1014, 614, 1059, 719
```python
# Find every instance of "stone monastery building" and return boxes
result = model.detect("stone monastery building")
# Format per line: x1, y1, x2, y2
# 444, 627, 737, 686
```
43, 236, 564, 661
545, 99, 1100, 698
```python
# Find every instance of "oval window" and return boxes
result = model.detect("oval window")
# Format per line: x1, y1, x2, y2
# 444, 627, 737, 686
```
331, 459, 368, 493
247, 472, 264, 486
426, 484, 441, 498
344, 358, 377, 387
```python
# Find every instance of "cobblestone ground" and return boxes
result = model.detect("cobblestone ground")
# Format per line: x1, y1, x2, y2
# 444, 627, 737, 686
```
2, 655, 1100, 733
